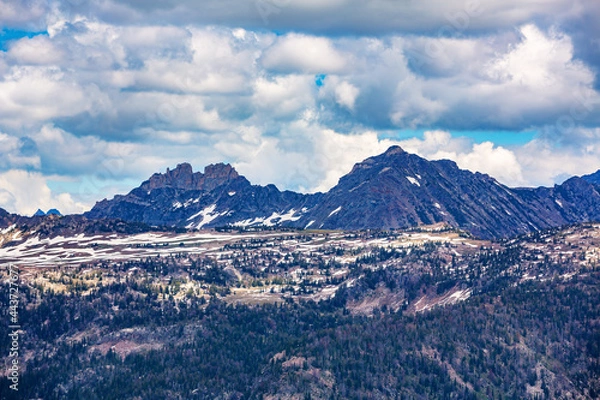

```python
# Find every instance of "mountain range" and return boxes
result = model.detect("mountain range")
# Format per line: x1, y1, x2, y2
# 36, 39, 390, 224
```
82, 146, 600, 239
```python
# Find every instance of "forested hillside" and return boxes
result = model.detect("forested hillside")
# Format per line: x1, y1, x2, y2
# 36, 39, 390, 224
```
1, 224, 599, 399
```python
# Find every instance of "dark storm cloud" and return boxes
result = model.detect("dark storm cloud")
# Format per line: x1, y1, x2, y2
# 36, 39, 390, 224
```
54, 0, 570, 35
49, 0, 600, 84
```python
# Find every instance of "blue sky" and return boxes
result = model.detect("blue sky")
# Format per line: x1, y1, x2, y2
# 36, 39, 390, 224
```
0, 0, 599, 215
0, 29, 47, 50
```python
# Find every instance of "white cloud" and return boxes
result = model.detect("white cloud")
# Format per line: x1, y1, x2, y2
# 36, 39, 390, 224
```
408, 24, 600, 129
459, 142, 524, 185
318, 75, 361, 111
484, 24, 596, 101
0, 66, 98, 129
214, 112, 400, 192
334, 80, 359, 110
261, 34, 347, 73
0, 170, 87, 215
0, 132, 41, 170
399, 130, 525, 186
252, 75, 316, 118
514, 128, 600, 186
0, 0, 48, 29
0, 7, 598, 211
8, 35, 64, 65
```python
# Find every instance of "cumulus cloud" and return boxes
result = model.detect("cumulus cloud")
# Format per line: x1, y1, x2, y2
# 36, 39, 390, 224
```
0, 132, 41, 171
318, 76, 360, 111
459, 142, 524, 185
333, 81, 359, 111
0, 170, 87, 215
261, 34, 347, 73
399, 130, 525, 186
2, 18, 597, 136
214, 112, 400, 193
408, 24, 600, 129
514, 127, 600, 186
0, 3, 599, 214
0, 0, 49, 29
7, 35, 64, 65
252, 75, 316, 119
0, 65, 103, 130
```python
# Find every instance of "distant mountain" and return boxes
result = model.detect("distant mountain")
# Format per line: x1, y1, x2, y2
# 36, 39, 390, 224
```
86, 162, 322, 229
32, 208, 62, 217
85, 147, 600, 239
0, 207, 160, 246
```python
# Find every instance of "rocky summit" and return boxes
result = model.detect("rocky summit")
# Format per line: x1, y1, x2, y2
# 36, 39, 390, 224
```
85, 162, 322, 229
85, 146, 600, 239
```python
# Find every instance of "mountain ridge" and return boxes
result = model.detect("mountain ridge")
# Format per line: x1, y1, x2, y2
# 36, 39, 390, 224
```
79, 146, 600, 238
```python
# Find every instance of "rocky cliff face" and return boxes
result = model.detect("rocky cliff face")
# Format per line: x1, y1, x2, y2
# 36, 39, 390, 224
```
86, 163, 322, 229
141, 163, 241, 192
84, 147, 600, 239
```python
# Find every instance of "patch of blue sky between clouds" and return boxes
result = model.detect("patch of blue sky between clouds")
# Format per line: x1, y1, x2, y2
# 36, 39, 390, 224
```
452, 131, 537, 147
315, 74, 326, 87
48, 178, 144, 202
0, 29, 48, 51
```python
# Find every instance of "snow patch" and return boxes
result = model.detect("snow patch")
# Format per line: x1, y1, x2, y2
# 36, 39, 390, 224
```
1, 224, 16, 235
348, 181, 366, 192
186, 204, 227, 228
305, 220, 315, 229
267, 209, 302, 225
233, 209, 301, 227
555, 199, 563, 208
232, 217, 266, 227
406, 176, 420, 186
228, 191, 236, 196
328, 206, 342, 218
434, 203, 441, 209
172, 201, 183, 209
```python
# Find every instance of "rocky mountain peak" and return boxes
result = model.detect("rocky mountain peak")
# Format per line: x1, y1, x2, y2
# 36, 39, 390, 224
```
140, 162, 243, 192
167, 163, 194, 186
143, 163, 195, 190
169, 162, 193, 176
201, 163, 240, 192
347, 145, 412, 176
204, 163, 239, 181
383, 145, 407, 156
